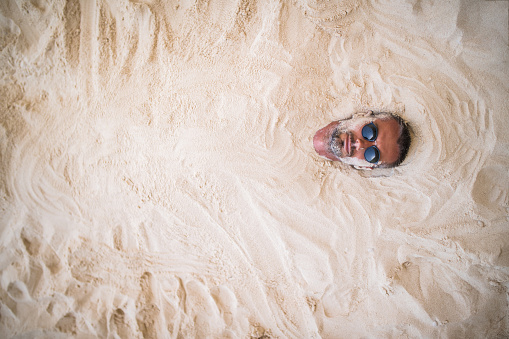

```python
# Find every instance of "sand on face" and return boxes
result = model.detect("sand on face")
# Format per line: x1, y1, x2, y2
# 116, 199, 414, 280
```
0, 0, 508, 337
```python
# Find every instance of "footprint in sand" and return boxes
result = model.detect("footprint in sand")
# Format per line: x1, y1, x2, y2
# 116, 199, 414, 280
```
136, 272, 163, 338
21, 227, 62, 274
181, 280, 248, 337
110, 307, 135, 339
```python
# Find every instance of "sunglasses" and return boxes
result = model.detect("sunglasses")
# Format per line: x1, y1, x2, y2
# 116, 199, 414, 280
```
361, 123, 380, 163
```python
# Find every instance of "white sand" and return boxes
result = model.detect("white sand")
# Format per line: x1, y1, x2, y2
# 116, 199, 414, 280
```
1, 0, 508, 337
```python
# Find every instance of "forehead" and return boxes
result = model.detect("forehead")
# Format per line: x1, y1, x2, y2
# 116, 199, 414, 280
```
373, 118, 401, 165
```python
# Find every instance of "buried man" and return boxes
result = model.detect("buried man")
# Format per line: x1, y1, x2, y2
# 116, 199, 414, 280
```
313, 111, 411, 170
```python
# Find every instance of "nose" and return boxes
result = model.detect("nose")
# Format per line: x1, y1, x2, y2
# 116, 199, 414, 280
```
353, 137, 372, 150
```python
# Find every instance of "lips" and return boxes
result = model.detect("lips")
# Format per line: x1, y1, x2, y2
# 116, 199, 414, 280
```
344, 136, 350, 156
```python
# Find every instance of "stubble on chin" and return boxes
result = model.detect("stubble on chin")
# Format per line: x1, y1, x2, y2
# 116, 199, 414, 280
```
328, 119, 354, 159
329, 129, 346, 159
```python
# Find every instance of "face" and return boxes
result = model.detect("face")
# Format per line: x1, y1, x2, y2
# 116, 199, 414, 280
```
313, 114, 401, 169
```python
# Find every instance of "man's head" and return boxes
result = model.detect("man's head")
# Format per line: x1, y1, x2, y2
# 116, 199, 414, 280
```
313, 111, 411, 169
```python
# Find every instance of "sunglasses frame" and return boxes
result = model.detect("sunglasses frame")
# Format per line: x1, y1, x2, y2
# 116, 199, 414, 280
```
361, 123, 380, 164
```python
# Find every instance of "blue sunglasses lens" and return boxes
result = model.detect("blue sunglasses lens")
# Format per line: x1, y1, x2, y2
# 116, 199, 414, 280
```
362, 123, 377, 141
364, 146, 380, 163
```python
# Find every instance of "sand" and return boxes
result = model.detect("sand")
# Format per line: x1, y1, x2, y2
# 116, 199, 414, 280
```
0, 0, 508, 337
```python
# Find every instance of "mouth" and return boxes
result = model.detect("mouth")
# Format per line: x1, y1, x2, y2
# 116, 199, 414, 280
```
329, 131, 352, 159
344, 136, 351, 156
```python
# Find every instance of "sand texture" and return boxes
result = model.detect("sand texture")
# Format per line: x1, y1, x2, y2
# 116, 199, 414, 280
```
1, 0, 508, 337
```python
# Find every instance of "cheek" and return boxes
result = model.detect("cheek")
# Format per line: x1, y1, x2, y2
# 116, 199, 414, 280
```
340, 156, 374, 167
